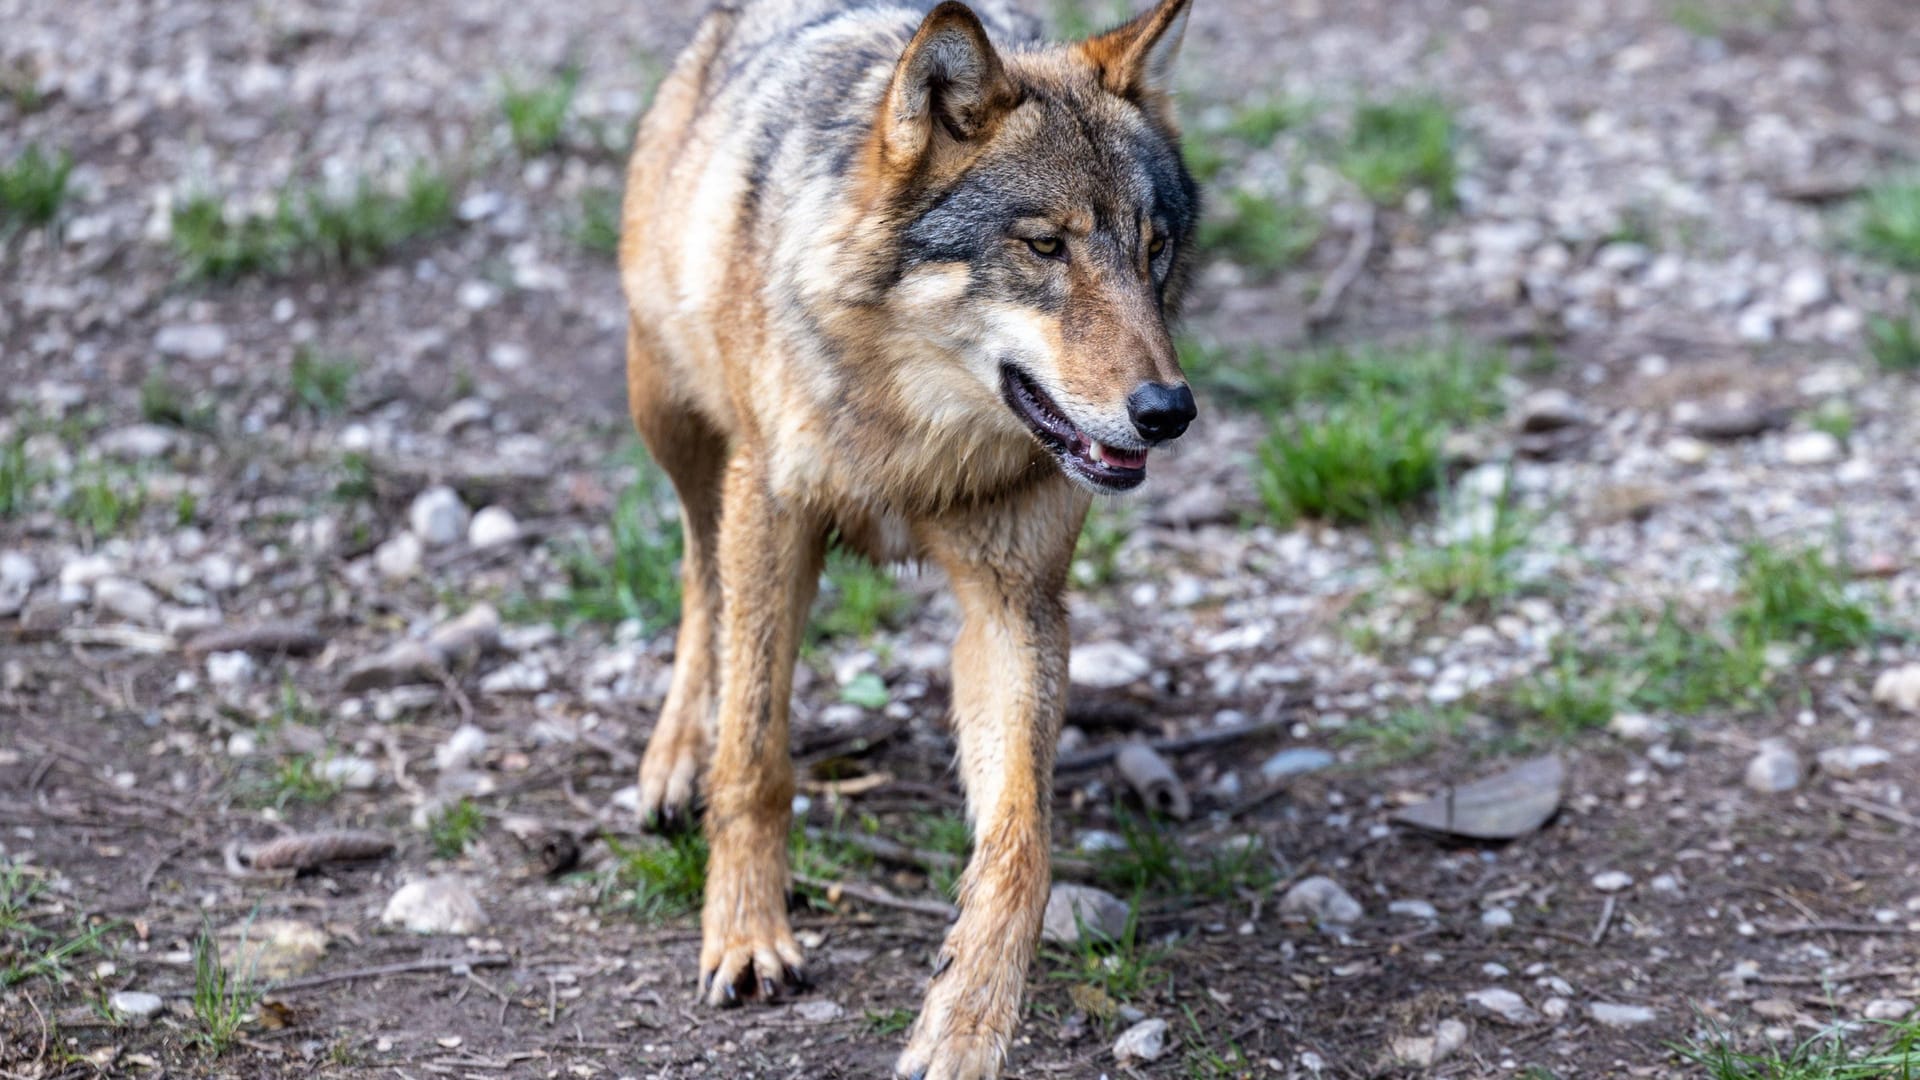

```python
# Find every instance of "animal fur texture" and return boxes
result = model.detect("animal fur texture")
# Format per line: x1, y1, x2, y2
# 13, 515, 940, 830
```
618, 1, 1200, 1075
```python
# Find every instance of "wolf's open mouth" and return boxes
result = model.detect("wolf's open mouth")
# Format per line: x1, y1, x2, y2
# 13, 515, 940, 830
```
1000, 364, 1148, 492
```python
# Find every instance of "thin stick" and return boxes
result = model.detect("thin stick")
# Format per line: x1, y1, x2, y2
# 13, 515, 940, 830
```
1307, 201, 1376, 331
792, 873, 957, 920
1836, 795, 1920, 830
1746, 966, 1916, 986
1590, 896, 1616, 947
269, 953, 510, 992
1055, 713, 1302, 774
1762, 922, 1917, 938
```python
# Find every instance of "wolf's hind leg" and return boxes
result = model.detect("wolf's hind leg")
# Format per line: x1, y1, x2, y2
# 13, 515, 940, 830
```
698, 450, 823, 1004
627, 320, 726, 832
896, 484, 1085, 1080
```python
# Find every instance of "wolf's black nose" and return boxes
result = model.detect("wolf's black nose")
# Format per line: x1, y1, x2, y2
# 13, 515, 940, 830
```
1127, 382, 1197, 442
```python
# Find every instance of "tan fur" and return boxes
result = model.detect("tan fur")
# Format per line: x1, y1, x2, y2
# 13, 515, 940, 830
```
617, 2, 1195, 1076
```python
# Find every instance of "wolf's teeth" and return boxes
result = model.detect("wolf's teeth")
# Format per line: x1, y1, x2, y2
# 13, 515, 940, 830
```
1089, 442, 1108, 466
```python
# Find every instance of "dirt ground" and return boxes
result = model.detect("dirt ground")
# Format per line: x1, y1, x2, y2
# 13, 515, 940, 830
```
4, 0, 1920, 1078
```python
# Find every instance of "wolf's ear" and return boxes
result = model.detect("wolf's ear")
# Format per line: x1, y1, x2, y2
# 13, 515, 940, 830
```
879, 1, 1017, 167
1078, 0, 1191, 103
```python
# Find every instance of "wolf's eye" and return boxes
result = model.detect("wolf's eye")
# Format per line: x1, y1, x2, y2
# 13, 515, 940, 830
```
1027, 236, 1065, 259
1149, 236, 1167, 257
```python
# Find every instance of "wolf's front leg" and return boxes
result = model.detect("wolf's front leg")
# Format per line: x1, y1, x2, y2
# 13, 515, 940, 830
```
699, 453, 823, 1006
897, 488, 1085, 1080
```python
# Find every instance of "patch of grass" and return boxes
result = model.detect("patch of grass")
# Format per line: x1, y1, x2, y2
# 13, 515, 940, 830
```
251, 755, 342, 809
1187, 339, 1507, 421
0, 143, 71, 230
1181, 1003, 1257, 1078
515, 450, 683, 628
1398, 479, 1532, 607
839, 671, 890, 710
190, 920, 259, 1055
1866, 303, 1920, 372
1855, 176, 1920, 271
1043, 899, 1169, 1005
1625, 605, 1771, 715
1510, 647, 1620, 737
1733, 542, 1875, 654
140, 372, 217, 432
1257, 400, 1444, 525
1050, 0, 1134, 39
1, 917, 117, 989
1195, 188, 1319, 277
428, 799, 484, 859
0, 860, 43, 934
0, 436, 34, 517
61, 464, 143, 539
1340, 96, 1457, 210
1808, 401, 1854, 444
911, 814, 972, 899
812, 549, 910, 642
1090, 813, 1275, 901
1679, 1015, 1920, 1079
1072, 502, 1131, 588
601, 833, 707, 924
573, 186, 622, 256
1182, 137, 1231, 185
1340, 706, 1470, 764
866, 1007, 917, 1037
172, 168, 455, 281
501, 66, 580, 157
290, 348, 357, 415
1670, 0, 1789, 38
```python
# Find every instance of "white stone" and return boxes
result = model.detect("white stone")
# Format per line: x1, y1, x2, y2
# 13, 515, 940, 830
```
1865, 999, 1913, 1021
1735, 303, 1777, 343
1872, 665, 1920, 714
59, 554, 117, 591
381, 877, 486, 935
109, 990, 164, 1018
1745, 741, 1803, 794
435, 724, 490, 772
93, 577, 162, 625
408, 486, 471, 548
154, 323, 228, 360
320, 755, 380, 790
1279, 876, 1363, 927
1608, 713, 1667, 742
1389, 1019, 1468, 1067
206, 651, 255, 687
1042, 883, 1130, 946
1389, 899, 1438, 920
0, 552, 36, 616
1817, 745, 1891, 778
1068, 641, 1151, 689
97, 424, 177, 460
467, 506, 520, 548
1779, 267, 1829, 313
1259, 747, 1335, 781
1782, 430, 1843, 466
374, 532, 423, 580
1112, 1018, 1170, 1064
791, 1000, 843, 1023
1591, 871, 1634, 893
1466, 987, 1540, 1024
1590, 1002, 1658, 1028
1481, 907, 1515, 930
479, 659, 549, 695
1665, 436, 1710, 465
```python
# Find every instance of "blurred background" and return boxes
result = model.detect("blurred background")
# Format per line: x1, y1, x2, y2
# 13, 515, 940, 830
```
4, 0, 1920, 1077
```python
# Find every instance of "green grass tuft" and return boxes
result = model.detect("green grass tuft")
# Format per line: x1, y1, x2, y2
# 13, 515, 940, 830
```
866, 1007, 917, 1037
1257, 400, 1444, 525
1670, 0, 1789, 39
1222, 96, 1312, 147
0, 143, 72, 229
514, 448, 684, 629
501, 66, 581, 157
601, 833, 707, 924
428, 799, 485, 859
290, 347, 358, 415
140, 372, 217, 432
1340, 96, 1457, 209
1733, 542, 1875, 654
573, 186, 623, 256
61, 464, 143, 539
812, 550, 910, 642
172, 168, 455, 281
0, 436, 36, 518
1340, 706, 1471, 764
1196, 188, 1320, 277
191, 920, 259, 1055
1866, 303, 1920, 372
1679, 1015, 1920, 1079
1397, 479, 1533, 607
1043, 898, 1169, 1004
1855, 176, 1920, 271
1510, 647, 1620, 737
1072, 502, 1131, 588
1090, 813, 1276, 900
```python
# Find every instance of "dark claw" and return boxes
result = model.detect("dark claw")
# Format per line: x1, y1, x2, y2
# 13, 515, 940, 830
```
760, 976, 779, 1000
783, 963, 809, 989
702, 970, 715, 994
723, 981, 739, 1005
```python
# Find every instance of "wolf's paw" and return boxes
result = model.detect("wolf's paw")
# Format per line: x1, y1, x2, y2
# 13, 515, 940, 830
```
893, 1030, 1008, 1080
698, 862, 804, 1006
893, 962, 1012, 1080
636, 719, 704, 833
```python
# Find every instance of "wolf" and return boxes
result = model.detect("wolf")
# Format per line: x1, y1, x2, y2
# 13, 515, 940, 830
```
617, 0, 1200, 1074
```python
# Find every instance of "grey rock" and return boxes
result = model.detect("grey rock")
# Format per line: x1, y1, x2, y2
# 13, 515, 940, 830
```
1517, 388, 1589, 433
1112, 1018, 1169, 1064
1466, 987, 1540, 1025
1590, 1002, 1659, 1028
1388, 899, 1438, 920
0, 552, 37, 617
320, 755, 380, 790
1745, 741, 1803, 794
434, 725, 490, 772
1279, 876, 1363, 928
97, 424, 177, 460
1782, 430, 1843, 466
1817, 745, 1891, 778
408, 486, 471, 548
1681, 405, 1792, 441
374, 532, 423, 580
1591, 871, 1633, 893
93, 577, 162, 625
1259, 747, 1335, 782
109, 990, 164, 1018
1388, 1019, 1468, 1067
1393, 754, 1564, 839
206, 650, 256, 687
479, 659, 549, 695
1872, 665, 1920, 714
1608, 713, 1667, 742
1481, 907, 1515, 930
791, 1000, 844, 1023
467, 505, 520, 548
1865, 999, 1913, 1021
1042, 883, 1130, 946
381, 877, 486, 935
1068, 641, 1151, 689
155, 323, 228, 360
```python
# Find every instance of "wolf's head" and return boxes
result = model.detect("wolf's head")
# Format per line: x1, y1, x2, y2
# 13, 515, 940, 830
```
848, 0, 1200, 494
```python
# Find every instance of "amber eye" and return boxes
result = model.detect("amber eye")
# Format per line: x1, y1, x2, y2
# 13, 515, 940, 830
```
1027, 236, 1064, 259
1149, 236, 1167, 257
